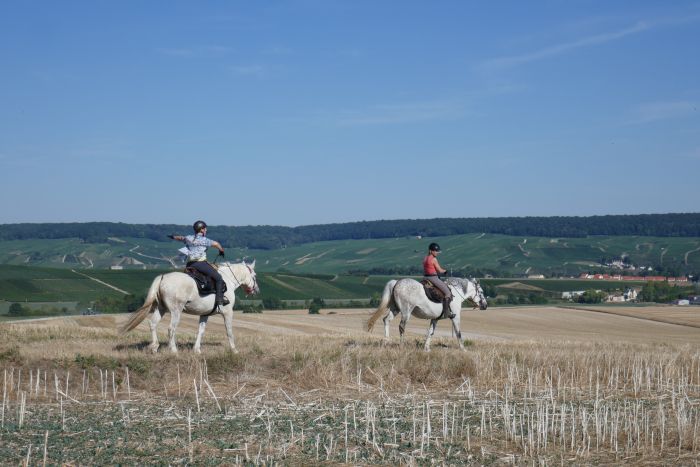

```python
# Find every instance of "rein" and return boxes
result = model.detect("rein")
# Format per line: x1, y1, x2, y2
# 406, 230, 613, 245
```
222, 262, 257, 295
449, 279, 479, 310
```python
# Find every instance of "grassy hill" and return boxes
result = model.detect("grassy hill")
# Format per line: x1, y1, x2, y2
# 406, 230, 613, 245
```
0, 265, 394, 305
243, 233, 700, 276
1, 264, 677, 314
1, 233, 699, 277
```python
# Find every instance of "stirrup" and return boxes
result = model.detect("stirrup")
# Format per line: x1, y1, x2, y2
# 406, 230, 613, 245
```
439, 309, 455, 320
440, 298, 455, 320
215, 296, 230, 306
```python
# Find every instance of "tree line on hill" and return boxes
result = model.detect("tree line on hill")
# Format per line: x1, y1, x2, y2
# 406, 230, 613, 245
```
1, 213, 699, 250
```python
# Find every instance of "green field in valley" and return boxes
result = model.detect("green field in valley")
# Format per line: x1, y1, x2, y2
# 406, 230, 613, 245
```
2, 233, 698, 277
0, 265, 396, 306
2, 264, 691, 315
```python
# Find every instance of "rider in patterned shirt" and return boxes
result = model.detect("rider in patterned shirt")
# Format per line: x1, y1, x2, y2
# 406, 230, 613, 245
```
169, 221, 228, 308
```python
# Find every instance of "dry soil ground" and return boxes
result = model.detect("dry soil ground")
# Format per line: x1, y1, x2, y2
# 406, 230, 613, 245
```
2, 306, 700, 465
11, 305, 699, 351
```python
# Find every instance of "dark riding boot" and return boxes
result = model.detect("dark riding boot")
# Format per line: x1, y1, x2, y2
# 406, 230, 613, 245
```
214, 279, 230, 307
439, 296, 455, 320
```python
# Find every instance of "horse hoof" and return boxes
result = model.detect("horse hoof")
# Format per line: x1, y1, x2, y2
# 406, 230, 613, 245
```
150, 345, 159, 354
194, 348, 202, 354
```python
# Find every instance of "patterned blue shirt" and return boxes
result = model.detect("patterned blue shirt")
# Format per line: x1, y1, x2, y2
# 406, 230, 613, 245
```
182, 234, 213, 262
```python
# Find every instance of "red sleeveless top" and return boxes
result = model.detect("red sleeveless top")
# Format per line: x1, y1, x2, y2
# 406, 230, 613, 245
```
423, 255, 437, 275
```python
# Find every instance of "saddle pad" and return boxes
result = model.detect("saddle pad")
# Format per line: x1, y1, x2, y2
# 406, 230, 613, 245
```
420, 279, 445, 304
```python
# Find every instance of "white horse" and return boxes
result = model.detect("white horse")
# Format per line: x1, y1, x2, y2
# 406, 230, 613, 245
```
366, 277, 487, 351
120, 260, 259, 354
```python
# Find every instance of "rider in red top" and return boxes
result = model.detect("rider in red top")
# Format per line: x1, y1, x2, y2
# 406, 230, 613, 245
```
423, 242, 454, 319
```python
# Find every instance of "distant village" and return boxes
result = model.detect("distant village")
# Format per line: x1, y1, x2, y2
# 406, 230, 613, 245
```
577, 273, 689, 283
575, 255, 690, 283
547, 256, 697, 306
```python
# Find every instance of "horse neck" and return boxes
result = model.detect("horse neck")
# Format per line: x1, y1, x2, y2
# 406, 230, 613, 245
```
220, 263, 246, 290
465, 280, 477, 298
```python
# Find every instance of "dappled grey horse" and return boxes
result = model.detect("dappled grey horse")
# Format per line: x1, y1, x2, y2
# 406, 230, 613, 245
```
120, 261, 259, 353
366, 277, 487, 351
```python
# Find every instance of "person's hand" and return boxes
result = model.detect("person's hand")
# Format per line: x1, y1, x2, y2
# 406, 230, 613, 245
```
219, 250, 225, 257
167, 234, 176, 240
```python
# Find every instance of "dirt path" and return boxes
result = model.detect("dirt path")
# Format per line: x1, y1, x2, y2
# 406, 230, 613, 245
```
559, 305, 700, 329
70, 269, 130, 295
684, 245, 700, 265
9, 306, 700, 346
129, 245, 177, 267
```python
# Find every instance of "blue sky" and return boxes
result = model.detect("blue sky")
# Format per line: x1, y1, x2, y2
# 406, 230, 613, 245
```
1, 1, 698, 226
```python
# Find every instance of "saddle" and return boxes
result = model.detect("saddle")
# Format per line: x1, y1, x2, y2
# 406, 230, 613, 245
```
184, 267, 227, 296
420, 279, 445, 303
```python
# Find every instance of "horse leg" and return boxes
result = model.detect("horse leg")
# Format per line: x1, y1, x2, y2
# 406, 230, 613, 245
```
451, 316, 465, 351
149, 308, 164, 354
168, 309, 182, 353
398, 312, 410, 347
424, 319, 437, 352
382, 310, 397, 344
193, 315, 209, 354
222, 308, 238, 353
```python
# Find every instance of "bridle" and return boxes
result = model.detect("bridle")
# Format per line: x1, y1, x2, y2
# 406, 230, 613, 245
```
449, 278, 481, 310
222, 261, 258, 296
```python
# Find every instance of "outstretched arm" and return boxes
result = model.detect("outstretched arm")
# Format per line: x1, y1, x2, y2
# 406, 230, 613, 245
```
211, 240, 225, 255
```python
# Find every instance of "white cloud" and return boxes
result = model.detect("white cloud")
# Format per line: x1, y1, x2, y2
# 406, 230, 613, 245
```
230, 64, 265, 77
336, 100, 466, 126
627, 100, 697, 125
156, 46, 231, 58
478, 22, 648, 71
262, 45, 293, 55
477, 10, 700, 73
686, 146, 700, 160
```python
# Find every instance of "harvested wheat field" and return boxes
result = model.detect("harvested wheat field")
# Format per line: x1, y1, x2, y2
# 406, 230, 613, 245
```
1, 305, 700, 464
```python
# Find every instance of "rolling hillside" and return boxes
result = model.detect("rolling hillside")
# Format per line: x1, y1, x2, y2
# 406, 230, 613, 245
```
0, 265, 394, 304
1, 233, 699, 277
226, 233, 699, 276
0, 264, 674, 313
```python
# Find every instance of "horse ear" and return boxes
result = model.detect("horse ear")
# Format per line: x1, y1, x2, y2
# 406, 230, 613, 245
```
250, 259, 256, 269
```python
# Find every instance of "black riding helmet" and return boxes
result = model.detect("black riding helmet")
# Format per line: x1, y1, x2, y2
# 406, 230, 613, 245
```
428, 242, 441, 252
193, 220, 207, 233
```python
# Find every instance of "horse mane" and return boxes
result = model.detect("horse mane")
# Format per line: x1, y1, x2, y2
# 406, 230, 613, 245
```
445, 277, 470, 295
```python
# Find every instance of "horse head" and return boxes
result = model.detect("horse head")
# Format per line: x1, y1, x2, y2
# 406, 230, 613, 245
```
472, 279, 488, 310
459, 277, 488, 310
221, 260, 260, 295
242, 259, 260, 295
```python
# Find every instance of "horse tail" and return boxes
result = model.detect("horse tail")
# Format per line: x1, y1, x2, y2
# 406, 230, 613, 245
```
366, 280, 397, 332
119, 274, 163, 335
